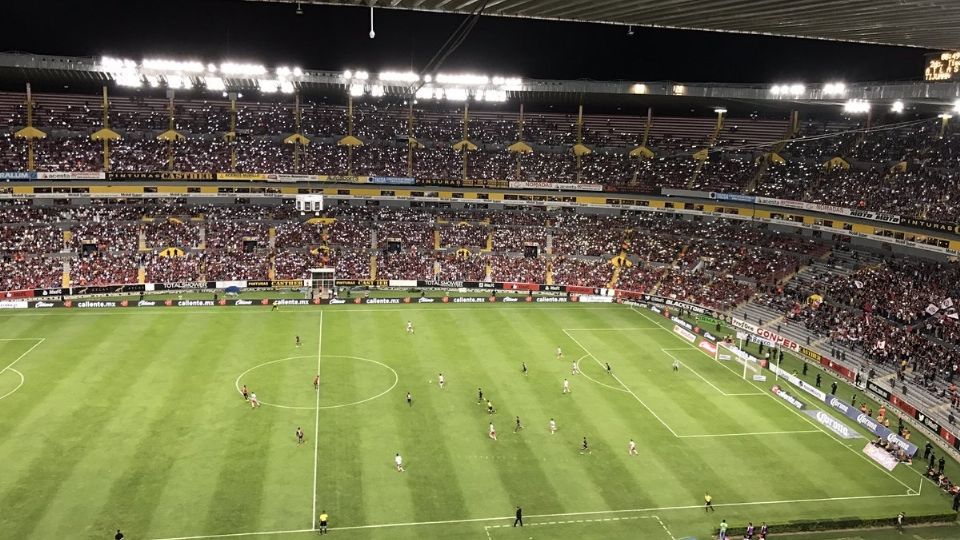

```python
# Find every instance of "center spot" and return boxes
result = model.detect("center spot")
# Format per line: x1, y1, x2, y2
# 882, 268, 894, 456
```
236, 355, 398, 410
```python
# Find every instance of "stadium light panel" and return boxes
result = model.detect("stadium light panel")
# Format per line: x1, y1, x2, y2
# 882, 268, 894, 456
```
142, 59, 205, 73
205, 77, 226, 92
258, 79, 281, 93
843, 99, 871, 113
353, 71, 369, 80
207, 63, 218, 73
100, 56, 137, 72
629, 83, 647, 94
954, 99, 960, 113
146, 75, 162, 88
891, 100, 905, 113
221, 62, 267, 76
823, 82, 847, 96
343, 70, 353, 79
444, 88, 468, 101
115, 74, 143, 88
370, 85, 385, 97
349, 83, 365, 97
293, 67, 303, 77
276, 66, 291, 77
436, 73, 489, 86
166, 75, 193, 90
378, 71, 418, 82
280, 80, 295, 94
714, 107, 727, 114
415, 86, 434, 100
480, 89, 507, 102
424, 74, 433, 83
940, 113, 954, 119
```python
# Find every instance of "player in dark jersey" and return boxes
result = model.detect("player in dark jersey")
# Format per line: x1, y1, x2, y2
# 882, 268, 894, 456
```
580, 437, 590, 454
477, 387, 483, 404
296, 427, 304, 445
521, 362, 528, 375
313, 375, 320, 390
296, 335, 301, 348
406, 391, 412, 406
241, 384, 249, 401
514, 416, 522, 432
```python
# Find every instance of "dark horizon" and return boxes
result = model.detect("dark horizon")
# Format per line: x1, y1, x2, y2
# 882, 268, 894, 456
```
4, 0, 931, 84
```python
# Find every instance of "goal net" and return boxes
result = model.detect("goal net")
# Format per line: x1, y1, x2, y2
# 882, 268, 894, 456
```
715, 340, 761, 380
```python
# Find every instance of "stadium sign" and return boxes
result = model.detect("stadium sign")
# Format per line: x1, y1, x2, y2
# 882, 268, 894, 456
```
899, 217, 958, 234
0, 300, 28, 309
771, 385, 805, 409
827, 396, 918, 456
862, 443, 900, 471
673, 324, 696, 343
805, 410, 860, 439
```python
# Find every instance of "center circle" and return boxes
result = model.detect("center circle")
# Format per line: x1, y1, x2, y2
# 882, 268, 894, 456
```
234, 355, 398, 410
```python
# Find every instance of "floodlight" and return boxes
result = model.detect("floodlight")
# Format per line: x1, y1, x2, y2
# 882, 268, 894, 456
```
890, 100, 904, 113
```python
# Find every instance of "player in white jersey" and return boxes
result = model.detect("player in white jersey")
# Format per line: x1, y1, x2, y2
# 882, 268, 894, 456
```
438, 373, 445, 389
628, 439, 638, 455
249, 393, 261, 408
571, 360, 579, 375
395, 453, 405, 472
556, 346, 563, 359
406, 321, 414, 335
672, 358, 680, 371
549, 418, 557, 434
562, 378, 571, 394
489, 423, 497, 440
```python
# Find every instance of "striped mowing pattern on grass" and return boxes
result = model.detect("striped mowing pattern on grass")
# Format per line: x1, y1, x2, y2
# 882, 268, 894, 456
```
0, 303, 955, 540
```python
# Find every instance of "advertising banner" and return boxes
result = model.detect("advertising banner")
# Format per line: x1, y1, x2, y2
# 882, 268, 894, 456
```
826, 395, 918, 456
771, 385, 806, 409
36, 171, 106, 180
804, 409, 862, 439
863, 443, 900, 471
108, 171, 214, 180
216, 173, 269, 181
673, 324, 696, 343
369, 176, 416, 186
508, 181, 604, 192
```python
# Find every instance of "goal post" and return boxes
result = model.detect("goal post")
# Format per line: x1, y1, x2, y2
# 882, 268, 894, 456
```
716, 340, 761, 380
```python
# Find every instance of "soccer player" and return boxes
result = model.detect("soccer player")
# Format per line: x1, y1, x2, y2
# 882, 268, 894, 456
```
438, 373, 445, 389
521, 362, 528, 375
296, 335, 301, 348
704, 492, 714, 512
394, 453, 405, 472
487, 400, 495, 414
556, 346, 563, 359
313, 374, 320, 390
628, 439, 638, 456
719, 519, 728, 540
489, 422, 497, 440
513, 506, 523, 527
672, 358, 680, 371
549, 418, 557, 434
759, 522, 768, 539
115, 530, 124, 540
318, 510, 329, 535
296, 427, 304, 445
406, 320, 414, 335
406, 391, 412, 406
745, 522, 755, 539
514, 416, 522, 432
271, 303, 279, 312
562, 378, 571, 394
249, 393, 261, 408
241, 384, 249, 400
478, 387, 484, 404
580, 437, 590, 454
571, 360, 579, 375
605, 362, 612, 375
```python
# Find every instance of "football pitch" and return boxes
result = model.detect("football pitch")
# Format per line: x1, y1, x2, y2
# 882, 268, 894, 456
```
0, 303, 956, 539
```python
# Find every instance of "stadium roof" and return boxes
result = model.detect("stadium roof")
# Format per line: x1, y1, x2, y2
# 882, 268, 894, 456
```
245, 0, 960, 50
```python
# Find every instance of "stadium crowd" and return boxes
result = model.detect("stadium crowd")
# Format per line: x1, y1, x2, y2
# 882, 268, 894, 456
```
2, 92, 960, 220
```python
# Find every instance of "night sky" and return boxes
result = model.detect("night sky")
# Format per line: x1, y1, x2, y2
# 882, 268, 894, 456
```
4, 0, 930, 84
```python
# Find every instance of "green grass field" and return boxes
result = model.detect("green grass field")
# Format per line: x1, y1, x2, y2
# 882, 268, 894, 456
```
0, 303, 957, 540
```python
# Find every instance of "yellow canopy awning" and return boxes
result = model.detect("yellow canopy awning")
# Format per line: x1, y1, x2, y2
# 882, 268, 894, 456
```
157, 129, 185, 141
284, 133, 311, 145
15, 126, 46, 139
572, 143, 592, 156
408, 137, 424, 149
452, 139, 478, 152
507, 141, 533, 154
824, 156, 850, 170
338, 135, 363, 147
91, 128, 121, 141
629, 146, 654, 159
692, 148, 709, 161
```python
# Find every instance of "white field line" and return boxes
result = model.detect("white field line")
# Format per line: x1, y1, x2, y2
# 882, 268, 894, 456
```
562, 327, 661, 331
573, 355, 629, 394
145, 528, 314, 540
0, 305, 620, 317
485, 515, 674, 540
562, 328, 680, 438
0, 368, 24, 401
678, 430, 821, 439
0, 338, 44, 376
144, 492, 923, 540
631, 307, 919, 494
0, 337, 47, 340
660, 348, 737, 396
311, 311, 323, 529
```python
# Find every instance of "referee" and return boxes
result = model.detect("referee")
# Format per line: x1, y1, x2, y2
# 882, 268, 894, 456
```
318, 510, 329, 535
513, 506, 523, 527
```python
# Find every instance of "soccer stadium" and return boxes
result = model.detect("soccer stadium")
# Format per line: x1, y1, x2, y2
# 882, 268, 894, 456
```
3, 1, 960, 539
